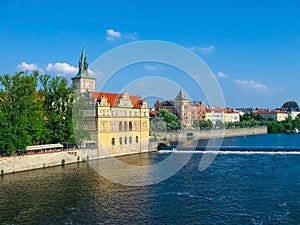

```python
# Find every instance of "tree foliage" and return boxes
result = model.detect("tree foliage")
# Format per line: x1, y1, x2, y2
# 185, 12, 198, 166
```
194, 119, 213, 129
282, 100, 299, 111
0, 71, 83, 155
154, 109, 181, 131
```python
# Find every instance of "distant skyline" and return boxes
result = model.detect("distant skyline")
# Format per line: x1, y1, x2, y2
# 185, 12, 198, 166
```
1, 0, 300, 108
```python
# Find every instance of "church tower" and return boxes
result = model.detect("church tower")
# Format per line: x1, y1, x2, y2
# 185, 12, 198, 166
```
71, 45, 95, 93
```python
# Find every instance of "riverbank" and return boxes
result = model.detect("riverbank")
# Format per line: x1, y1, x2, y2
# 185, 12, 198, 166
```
0, 146, 156, 175
0, 127, 267, 175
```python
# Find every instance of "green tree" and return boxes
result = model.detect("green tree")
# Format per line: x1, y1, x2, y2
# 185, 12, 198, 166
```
150, 117, 167, 133
214, 120, 225, 129
39, 75, 76, 144
156, 109, 181, 131
0, 71, 42, 154
282, 100, 299, 111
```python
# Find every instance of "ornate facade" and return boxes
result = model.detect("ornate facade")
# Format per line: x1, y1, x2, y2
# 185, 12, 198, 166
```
155, 90, 206, 129
72, 46, 149, 154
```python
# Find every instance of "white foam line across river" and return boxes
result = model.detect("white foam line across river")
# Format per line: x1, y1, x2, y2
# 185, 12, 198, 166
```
157, 150, 300, 155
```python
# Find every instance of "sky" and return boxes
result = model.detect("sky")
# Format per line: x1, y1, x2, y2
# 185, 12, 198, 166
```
1, 0, 300, 108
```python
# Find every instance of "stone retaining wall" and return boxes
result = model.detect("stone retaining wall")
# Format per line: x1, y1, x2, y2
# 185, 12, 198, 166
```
0, 127, 267, 175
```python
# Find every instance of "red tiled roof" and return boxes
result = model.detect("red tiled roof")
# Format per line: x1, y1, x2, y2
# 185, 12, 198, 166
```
255, 110, 287, 115
90, 91, 142, 109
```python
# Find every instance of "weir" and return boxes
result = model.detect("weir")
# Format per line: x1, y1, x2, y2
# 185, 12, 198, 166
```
158, 150, 300, 155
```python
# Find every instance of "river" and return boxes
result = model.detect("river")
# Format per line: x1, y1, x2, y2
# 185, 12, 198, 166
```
1, 134, 300, 224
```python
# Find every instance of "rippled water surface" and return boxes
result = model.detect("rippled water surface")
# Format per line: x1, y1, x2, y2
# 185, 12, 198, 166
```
1, 134, 300, 224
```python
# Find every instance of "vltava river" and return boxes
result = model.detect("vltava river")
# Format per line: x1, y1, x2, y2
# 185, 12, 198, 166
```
1, 134, 300, 224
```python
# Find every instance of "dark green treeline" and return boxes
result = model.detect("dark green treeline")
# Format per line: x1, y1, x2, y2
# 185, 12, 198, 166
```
0, 71, 87, 155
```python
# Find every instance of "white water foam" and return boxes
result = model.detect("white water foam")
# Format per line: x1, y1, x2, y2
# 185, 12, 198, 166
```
158, 150, 300, 155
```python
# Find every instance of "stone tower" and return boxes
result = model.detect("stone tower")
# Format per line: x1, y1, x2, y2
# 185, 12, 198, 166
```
173, 90, 192, 129
71, 45, 95, 93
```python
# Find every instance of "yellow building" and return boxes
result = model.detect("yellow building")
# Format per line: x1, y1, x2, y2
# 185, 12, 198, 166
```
290, 111, 300, 120
91, 91, 149, 154
224, 110, 240, 123
72, 46, 150, 155
254, 110, 288, 122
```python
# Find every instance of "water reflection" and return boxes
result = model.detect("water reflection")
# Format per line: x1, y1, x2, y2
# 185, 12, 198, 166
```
0, 158, 154, 224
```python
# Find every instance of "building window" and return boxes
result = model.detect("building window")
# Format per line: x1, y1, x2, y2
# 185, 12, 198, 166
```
129, 121, 133, 131
135, 122, 139, 130
112, 138, 115, 146
124, 137, 127, 144
144, 111, 147, 117
111, 123, 115, 131
102, 123, 105, 131
129, 136, 132, 144
119, 121, 122, 131
136, 136, 139, 144
119, 137, 122, 145
124, 122, 128, 131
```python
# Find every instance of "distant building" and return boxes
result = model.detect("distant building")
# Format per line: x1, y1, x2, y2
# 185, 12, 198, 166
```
154, 90, 239, 128
254, 109, 288, 122
224, 109, 240, 123
290, 111, 300, 120
205, 107, 224, 124
72, 46, 149, 153
205, 107, 240, 125
155, 90, 206, 129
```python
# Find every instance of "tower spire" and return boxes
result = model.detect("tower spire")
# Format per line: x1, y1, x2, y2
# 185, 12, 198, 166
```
74, 43, 89, 78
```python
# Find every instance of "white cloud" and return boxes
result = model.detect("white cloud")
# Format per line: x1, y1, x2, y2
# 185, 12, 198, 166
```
190, 45, 215, 54
46, 62, 95, 76
217, 72, 229, 78
17, 62, 43, 72
46, 62, 77, 75
145, 65, 158, 71
233, 79, 268, 92
106, 29, 122, 41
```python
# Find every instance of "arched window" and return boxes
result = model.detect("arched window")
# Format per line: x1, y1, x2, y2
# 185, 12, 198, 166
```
129, 121, 133, 131
102, 123, 105, 131
124, 137, 127, 144
144, 111, 147, 117
124, 122, 128, 131
111, 123, 115, 131
119, 121, 122, 131
129, 136, 132, 144
119, 137, 122, 145
111, 138, 115, 146
136, 136, 139, 144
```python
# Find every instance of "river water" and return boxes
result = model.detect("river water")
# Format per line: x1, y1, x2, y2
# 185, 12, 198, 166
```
1, 134, 300, 224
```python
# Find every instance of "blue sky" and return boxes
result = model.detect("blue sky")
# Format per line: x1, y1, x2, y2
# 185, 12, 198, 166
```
1, 0, 300, 108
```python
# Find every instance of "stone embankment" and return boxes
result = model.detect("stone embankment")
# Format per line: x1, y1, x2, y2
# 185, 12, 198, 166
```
0, 127, 267, 175
159, 127, 267, 141
0, 147, 155, 175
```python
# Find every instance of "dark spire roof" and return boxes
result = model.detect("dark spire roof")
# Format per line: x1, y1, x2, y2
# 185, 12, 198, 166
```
175, 90, 188, 100
72, 44, 90, 79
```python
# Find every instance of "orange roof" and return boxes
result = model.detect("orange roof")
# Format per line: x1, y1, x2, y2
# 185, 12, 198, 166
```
90, 91, 142, 109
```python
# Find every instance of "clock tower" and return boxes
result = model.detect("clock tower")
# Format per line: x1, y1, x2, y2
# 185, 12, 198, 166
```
71, 45, 95, 93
